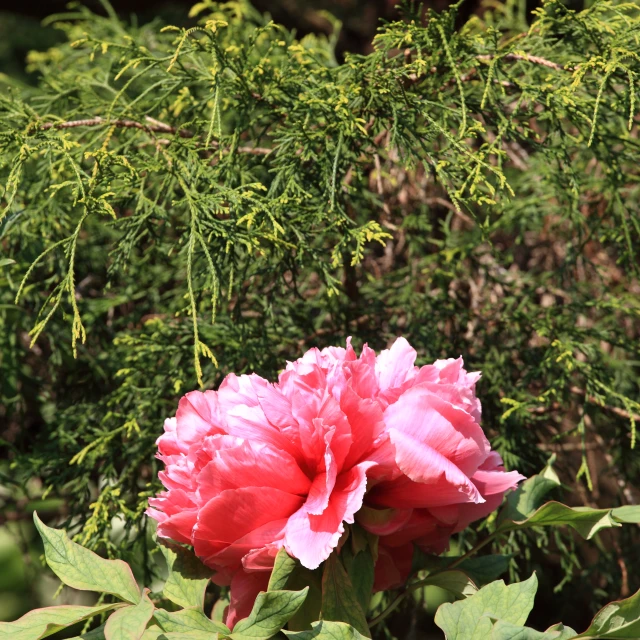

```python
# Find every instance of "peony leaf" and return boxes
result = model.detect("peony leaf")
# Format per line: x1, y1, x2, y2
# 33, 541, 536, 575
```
140, 626, 216, 640
321, 555, 370, 638
154, 608, 229, 635
69, 624, 108, 640
574, 587, 640, 638
497, 466, 640, 539
140, 627, 164, 640
0, 604, 123, 640
502, 502, 621, 539
268, 547, 299, 592
490, 620, 577, 640
104, 590, 155, 640
158, 540, 211, 610
341, 545, 375, 614
284, 567, 323, 632
542, 623, 579, 640
33, 513, 140, 604
611, 506, 640, 524
284, 620, 369, 640
434, 574, 538, 640
420, 570, 478, 599
456, 555, 512, 585
230, 588, 309, 640
412, 552, 511, 587
500, 470, 560, 523
211, 597, 230, 624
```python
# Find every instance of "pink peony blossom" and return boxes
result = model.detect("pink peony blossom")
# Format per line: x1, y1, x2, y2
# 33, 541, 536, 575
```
148, 338, 524, 626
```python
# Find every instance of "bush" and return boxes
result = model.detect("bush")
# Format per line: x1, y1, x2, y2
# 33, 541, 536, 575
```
1, 0, 639, 633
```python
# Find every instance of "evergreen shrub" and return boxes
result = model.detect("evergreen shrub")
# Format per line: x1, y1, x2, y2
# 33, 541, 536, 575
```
1, 0, 639, 633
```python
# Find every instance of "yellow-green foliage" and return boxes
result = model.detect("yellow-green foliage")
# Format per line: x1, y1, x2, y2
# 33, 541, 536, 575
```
0, 0, 639, 625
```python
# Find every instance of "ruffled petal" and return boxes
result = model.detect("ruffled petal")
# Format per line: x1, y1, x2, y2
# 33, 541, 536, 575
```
207, 519, 289, 571
285, 462, 372, 570
193, 487, 304, 567
375, 337, 417, 391
173, 391, 225, 451
196, 440, 310, 505
340, 389, 386, 470
382, 385, 488, 476
369, 429, 483, 508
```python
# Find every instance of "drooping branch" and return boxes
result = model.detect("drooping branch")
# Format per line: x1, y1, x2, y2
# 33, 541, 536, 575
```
38, 115, 272, 155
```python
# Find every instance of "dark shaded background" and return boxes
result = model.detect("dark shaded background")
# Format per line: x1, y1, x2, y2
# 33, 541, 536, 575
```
0, 0, 478, 82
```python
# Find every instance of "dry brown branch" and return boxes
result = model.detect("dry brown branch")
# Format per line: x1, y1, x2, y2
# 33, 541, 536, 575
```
476, 52, 569, 72
570, 385, 640, 423
39, 115, 273, 155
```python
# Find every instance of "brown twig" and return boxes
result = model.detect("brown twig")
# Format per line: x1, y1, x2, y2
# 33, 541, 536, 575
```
40, 116, 193, 137
476, 52, 570, 72
39, 115, 273, 155
439, 52, 566, 91
570, 386, 640, 423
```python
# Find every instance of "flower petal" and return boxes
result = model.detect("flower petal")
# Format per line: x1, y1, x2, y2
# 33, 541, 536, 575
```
375, 337, 417, 391
356, 505, 413, 536
382, 384, 488, 476
340, 389, 386, 469
226, 570, 270, 630
174, 391, 225, 450
285, 462, 372, 570
196, 440, 310, 505
193, 487, 304, 566
369, 428, 483, 508
373, 543, 414, 591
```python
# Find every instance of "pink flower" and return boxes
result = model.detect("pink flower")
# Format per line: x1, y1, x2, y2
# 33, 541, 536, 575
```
148, 338, 523, 626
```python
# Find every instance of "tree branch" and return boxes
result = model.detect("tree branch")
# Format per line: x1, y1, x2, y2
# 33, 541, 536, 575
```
476, 52, 570, 72
39, 115, 272, 155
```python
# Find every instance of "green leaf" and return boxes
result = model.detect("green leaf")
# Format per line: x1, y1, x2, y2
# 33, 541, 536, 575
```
230, 589, 309, 640
497, 467, 640, 539
544, 623, 580, 640
154, 608, 229, 635
140, 626, 217, 640
0, 604, 123, 640
502, 502, 621, 539
104, 590, 155, 640
211, 597, 230, 625
69, 624, 107, 640
457, 556, 512, 585
0, 258, 15, 267
158, 540, 211, 610
321, 554, 370, 638
284, 567, 322, 632
284, 620, 369, 640
434, 574, 538, 640
500, 471, 560, 523
490, 621, 577, 640
575, 587, 640, 638
33, 513, 140, 604
420, 570, 478, 599
611, 506, 640, 524
140, 627, 164, 640
341, 545, 375, 614
268, 548, 299, 592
